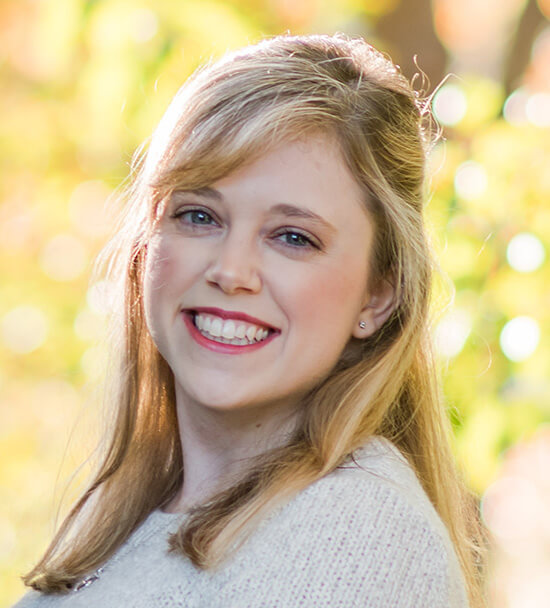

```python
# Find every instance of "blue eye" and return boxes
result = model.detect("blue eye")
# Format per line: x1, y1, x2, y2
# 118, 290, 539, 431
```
185, 209, 215, 224
172, 208, 217, 226
276, 231, 317, 249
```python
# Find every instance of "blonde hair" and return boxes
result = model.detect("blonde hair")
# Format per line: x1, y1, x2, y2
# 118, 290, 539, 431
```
25, 34, 485, 605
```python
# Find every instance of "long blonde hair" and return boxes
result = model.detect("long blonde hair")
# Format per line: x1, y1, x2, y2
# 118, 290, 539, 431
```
25, 34, 485, 605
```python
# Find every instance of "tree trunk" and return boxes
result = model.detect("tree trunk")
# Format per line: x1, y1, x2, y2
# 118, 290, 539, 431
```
503, 0, 548, 95
375, 0, 448, 90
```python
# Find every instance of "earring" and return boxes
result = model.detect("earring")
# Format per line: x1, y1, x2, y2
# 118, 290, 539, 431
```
359, 321, 366, 329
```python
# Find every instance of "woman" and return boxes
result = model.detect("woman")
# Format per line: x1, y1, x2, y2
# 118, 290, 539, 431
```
15, 34, 484, 607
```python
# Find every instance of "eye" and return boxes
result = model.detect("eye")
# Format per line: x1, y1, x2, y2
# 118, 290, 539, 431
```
274, 230, 319, 250
171, 207, 218, 226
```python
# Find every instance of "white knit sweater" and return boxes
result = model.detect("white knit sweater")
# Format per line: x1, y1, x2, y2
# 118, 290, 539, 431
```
13, 438, 469, 607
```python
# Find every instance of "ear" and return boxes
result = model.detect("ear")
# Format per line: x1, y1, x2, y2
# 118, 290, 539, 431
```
352, 278, 395, 339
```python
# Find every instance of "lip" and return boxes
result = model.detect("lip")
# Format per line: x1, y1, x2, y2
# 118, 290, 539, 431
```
184, 306, 279, 331
182, 311, 279, 355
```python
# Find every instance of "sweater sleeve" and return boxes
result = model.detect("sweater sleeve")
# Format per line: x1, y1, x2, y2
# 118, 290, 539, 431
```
337, 479, 468, 607
202, 451, 470, 608
255, 450, 470, 608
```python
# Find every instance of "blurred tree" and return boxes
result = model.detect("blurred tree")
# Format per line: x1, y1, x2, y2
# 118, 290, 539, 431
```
1, 1, 549, 607
504, 0, 549, 93
375, 0, 447, 88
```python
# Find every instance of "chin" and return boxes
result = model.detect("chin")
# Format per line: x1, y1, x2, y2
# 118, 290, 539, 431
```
179, 384, 261, 412
198, 394, 250, 411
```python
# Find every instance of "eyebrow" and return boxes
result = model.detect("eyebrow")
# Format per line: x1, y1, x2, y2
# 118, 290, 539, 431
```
269, 203, 336, 233
176, 189, 336, 233
173, 187, 222, 201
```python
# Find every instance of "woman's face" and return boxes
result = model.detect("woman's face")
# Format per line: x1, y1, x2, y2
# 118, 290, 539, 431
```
143, 135, 379, 416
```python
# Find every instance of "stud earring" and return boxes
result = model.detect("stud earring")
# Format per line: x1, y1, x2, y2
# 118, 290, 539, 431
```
359, 321, 366, 329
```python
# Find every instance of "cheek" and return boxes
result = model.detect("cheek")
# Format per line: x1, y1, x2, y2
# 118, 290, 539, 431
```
142, 237, 184, 327
281, 257, 368, 331
143, 240, 169, 300
144, 236, 193, 293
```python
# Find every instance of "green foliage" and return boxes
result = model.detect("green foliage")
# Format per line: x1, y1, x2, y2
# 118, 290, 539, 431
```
427, 78, 550, 489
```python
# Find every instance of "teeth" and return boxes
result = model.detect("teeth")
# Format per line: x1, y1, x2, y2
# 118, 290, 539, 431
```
210, 318, 222, 337
222, 320, 236, 339
193, 313, 272, 346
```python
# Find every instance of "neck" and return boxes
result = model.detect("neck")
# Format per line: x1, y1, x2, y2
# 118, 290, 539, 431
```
165, 390, 300, 513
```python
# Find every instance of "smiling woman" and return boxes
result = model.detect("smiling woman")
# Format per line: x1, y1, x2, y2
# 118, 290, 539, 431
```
13, 34, 485, 607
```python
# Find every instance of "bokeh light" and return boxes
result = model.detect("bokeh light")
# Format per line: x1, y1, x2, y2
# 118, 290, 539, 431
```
0, 518, 17, 561
434, 308, 472, 358
506, 232, 546, 273
525, 92, 550, 127
73, 308, 107, 342
86, 280, 117, 316
499, 316, 540, 362
481, 430, 550, 608
432, 83, 467, 126
39, 234, 88, 281
503, 89, 529, 126
68, 180, 113, 239
482, 475, 541, 541
1, 306, 48, 354
508, 579, 550, 608
129, 8, 159, 43
539, 0, 550, 18
454, 161, 488, 200
80, 344, 108, 380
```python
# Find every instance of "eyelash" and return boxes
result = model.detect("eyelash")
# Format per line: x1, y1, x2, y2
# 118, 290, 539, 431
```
272, 229, 319, 250
170, 207, 321, 251
170, 208, 218, 226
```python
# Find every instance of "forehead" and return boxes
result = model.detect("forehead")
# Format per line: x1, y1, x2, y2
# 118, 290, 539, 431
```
205, 136, 369, 223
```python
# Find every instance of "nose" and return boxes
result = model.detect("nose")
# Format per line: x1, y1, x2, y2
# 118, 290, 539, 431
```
204, 232, 262, 294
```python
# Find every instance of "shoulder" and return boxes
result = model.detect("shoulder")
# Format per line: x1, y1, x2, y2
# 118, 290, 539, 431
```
254, 436, 468, 606
304, 436, 450, 537
293, 436, 442, 528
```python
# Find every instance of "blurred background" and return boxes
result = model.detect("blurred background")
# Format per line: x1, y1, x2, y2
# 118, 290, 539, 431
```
0, 0, 549, 605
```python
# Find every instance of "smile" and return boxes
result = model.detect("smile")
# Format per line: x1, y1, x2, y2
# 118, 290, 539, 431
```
194, 313, 271, 345
182, 308, 279, 354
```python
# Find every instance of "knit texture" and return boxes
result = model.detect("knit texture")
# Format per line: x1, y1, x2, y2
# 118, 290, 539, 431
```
13, 437, 469, 607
